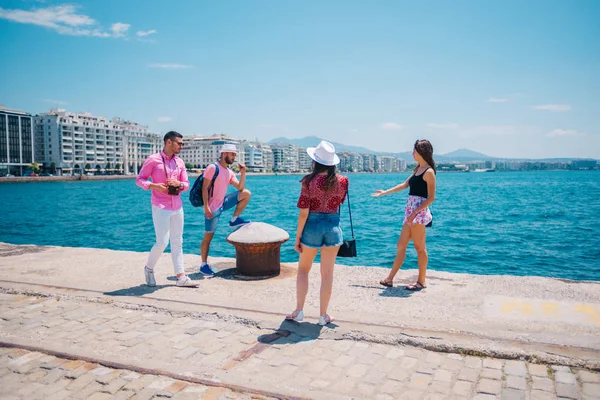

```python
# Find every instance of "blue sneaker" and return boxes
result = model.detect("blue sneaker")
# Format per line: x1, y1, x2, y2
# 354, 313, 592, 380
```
200, 263, 216, 276
229, 216, 251, 228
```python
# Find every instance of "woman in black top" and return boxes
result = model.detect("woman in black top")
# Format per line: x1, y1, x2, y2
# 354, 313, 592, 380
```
372, 140, 437, 290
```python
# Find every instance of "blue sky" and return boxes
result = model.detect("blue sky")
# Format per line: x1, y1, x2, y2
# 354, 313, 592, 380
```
1, 0, 599, 159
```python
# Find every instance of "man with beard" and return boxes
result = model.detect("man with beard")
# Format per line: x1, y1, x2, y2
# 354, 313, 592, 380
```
199, 143, 252, 275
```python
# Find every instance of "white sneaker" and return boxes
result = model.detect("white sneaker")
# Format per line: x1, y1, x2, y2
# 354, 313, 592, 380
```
318, 315, 332, 326
285, 310, 304, 322
176, 275, 198, 287
144, 267, 156, 287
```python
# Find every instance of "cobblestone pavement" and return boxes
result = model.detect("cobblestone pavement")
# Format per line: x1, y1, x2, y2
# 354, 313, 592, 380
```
0, 347, 275, 400
1, 292, 599, 400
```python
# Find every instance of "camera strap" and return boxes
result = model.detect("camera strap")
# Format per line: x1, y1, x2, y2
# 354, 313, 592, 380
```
161, 154, 178, 181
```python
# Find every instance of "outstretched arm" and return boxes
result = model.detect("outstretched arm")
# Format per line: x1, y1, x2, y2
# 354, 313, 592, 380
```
372, 175, 412, 197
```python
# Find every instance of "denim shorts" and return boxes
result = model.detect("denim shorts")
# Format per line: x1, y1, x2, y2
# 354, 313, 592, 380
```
205, 192, 240, 233
300, 212, 343, 248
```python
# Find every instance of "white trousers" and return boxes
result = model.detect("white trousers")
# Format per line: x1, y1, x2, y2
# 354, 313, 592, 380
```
146, 205, 185, 275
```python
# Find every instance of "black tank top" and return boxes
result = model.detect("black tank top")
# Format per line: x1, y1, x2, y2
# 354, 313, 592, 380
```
408, 167, 431, 198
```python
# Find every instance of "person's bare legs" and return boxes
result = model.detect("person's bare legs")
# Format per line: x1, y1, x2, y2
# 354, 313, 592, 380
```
381, 224, 412, 285
409, 224, 428, 287
288, 246, 318, 318
319, 246, 340, 317
232, 189, 251, 218
200, 232, 214, 263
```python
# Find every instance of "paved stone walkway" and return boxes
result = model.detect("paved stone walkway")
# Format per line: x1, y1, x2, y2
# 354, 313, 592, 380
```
1, 291, 599, 400
0, 347, 272, 400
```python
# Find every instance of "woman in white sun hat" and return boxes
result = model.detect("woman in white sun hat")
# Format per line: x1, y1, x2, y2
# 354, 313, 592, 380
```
286, 140, 349, 326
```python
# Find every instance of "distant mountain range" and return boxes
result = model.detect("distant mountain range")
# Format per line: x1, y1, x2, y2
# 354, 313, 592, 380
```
268, 136, 491, 162
267, 136, 597, 162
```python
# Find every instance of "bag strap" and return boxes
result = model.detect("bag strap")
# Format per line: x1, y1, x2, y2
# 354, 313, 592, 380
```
208, 162, 219, 198
346, 188, 354, 238
338, 183, 354, 239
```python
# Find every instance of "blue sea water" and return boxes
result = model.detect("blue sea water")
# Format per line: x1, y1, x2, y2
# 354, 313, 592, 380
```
1, 171, 599, 281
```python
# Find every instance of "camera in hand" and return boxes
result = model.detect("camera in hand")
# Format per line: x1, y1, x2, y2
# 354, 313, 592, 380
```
167, 185, 179, 195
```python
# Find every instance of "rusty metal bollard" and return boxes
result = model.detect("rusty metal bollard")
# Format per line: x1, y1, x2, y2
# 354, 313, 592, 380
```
226, 222, 290, 277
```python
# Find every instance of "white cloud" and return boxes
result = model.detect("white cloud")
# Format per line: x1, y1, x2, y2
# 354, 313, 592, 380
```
380, 122, 403, 131
0, 5, 133, 38
486, 98, 509, 103
44, 99, 68, 105
148, 63, 195, 69
426, 123, 459, 130
547, 129, 579, 137
157, 116, 173, 122
136, 29, 156, 37
110, 22, 129, 37
532, 104, 571, 112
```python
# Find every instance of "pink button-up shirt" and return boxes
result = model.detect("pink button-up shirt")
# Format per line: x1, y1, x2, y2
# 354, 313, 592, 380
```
136, 151, 190, 211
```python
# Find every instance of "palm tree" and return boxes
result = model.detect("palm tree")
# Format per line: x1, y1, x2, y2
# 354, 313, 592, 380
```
29, 162, 41, 174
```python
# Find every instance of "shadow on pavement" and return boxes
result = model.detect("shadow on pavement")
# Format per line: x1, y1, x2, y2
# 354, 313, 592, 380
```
103, 284, 170, 296
166, 273, 207, 281
258, 320, 338, 345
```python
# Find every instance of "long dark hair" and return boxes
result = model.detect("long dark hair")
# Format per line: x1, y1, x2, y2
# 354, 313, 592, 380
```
413, 139, 436, 174
301, 161, 337, 191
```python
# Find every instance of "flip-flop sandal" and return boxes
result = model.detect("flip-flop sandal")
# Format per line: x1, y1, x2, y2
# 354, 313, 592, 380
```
406, 281, 426, 291
379, 279, 393, 288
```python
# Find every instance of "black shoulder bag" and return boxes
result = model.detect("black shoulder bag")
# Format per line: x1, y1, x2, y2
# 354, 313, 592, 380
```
337, 189, 357, 257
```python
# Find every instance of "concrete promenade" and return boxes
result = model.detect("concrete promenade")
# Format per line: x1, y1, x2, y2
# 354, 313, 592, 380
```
1, 243, 599, 399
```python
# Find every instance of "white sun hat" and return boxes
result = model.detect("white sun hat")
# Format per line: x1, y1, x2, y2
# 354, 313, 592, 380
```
220, 143, 238, 154
306, 140, 340, 166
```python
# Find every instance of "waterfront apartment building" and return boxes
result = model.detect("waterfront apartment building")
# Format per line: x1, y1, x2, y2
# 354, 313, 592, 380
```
297, 147, 312, 171
362, 154, 375, 172
271, 143, 299, 172
243, 142, 277, 172
261, 144, 274, 171
34, 109, 161, 175
0, 106, 34, 176
180, 134, 245, 168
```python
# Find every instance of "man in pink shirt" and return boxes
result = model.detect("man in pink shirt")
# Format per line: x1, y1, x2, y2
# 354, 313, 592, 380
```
136, 131, 198, 287
199, 143, 251, 275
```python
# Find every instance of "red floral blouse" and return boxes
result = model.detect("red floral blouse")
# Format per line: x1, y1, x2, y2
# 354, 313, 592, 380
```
297, 174, 349, 213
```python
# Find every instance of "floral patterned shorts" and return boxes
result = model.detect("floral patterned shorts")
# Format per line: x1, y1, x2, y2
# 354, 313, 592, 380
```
403, 195, 433, 226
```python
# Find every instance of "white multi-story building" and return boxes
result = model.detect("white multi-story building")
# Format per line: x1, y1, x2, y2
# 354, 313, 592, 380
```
180, 134, 244, 168
297, 147, 312, 171
379, 156, 397, 172
362, 154, 375, 172
348, 152, 363, 172
397, 158, 407, 171
271, 143, 299, 172
34, 109, 161, 175
261, 144, 273, 171
0, 106, 34, 176
244, 142, 265, 172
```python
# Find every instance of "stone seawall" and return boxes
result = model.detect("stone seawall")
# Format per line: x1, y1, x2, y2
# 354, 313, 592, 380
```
0, 175, 136, 183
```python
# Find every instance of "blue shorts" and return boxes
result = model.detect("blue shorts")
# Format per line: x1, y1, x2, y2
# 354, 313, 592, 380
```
300, 212, 343, 248
205, 192, 240, 233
